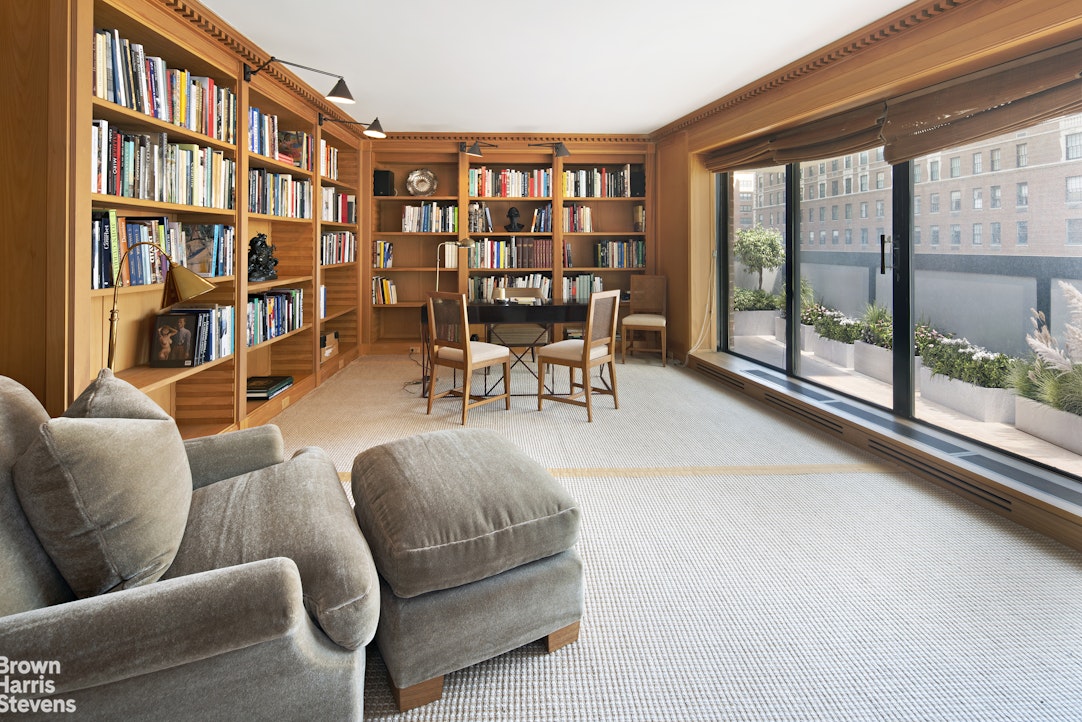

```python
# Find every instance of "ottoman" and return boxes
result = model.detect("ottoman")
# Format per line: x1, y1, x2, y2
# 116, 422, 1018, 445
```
351, 428, 584, 711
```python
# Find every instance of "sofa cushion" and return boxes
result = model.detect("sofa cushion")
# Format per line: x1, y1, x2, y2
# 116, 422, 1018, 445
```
351, 428, 581, 598
63, 368, 170, 420
162, 447, 379, 651
12, 416, 192, 597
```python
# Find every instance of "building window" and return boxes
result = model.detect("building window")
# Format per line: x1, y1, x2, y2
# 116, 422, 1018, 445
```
950, 157, 961, 178
1068, 132, 1082, 161
1017, 220, 1028, 245
1017, 182, 1029, 207
914, 196, 922, 215
950, 190, 962, 211
950, 224, 961, 247
845, 228, 853, 245
929, 160, 940, 180
819, 231, 827, 245
831, 205, 839, 220
831, 180, 840, 196
1067, 176, 1082, 203
845, 177, 852, 194
819, 182, 826, 198
832, 230, 839, 245
819, 206, 826, 222
845, 203, 853, 220
876, 200, 885, 218
913, 226, 922, 245
991, 148, 1002, 171
1016, 142, 1029, 168
972, 152, 983, 174
859, 151, 869, 165
973, 188, 983, 209
990, 222, 1001, 247
876, 171, 886, 189
913, 163, 923, 183
930, 193, 940, 213
990, 185, 1002, 208
808, 208, 815, 223
1068, 219, 1082, 245
861, 228, 869, 246
860, 202, 869, 218
972, 223, 983, 245
860, 174, 869, 192
930, 225, 940, 246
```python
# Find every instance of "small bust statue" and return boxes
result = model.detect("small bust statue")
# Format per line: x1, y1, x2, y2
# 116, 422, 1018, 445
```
504, 206, 524, 232
247, 233, 278, 282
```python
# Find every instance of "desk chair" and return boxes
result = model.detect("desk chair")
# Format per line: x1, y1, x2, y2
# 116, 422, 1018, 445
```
536, 289, 620, 422
427, 292, 511, 424
621, 274, 667, 366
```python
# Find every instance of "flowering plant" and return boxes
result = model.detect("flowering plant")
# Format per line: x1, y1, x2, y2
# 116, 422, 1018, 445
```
920, 336, 1013, 388
813, 308, 863, 344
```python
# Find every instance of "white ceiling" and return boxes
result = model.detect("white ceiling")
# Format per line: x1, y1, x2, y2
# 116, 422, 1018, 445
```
203, 0, 912, 136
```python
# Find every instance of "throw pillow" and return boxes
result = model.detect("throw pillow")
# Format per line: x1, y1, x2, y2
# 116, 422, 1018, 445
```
63, 368, 170, 420
13, 417, 192, 597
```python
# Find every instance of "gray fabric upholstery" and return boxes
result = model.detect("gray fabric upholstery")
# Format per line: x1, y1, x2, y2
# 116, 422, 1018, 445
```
0, 377, 74, 616
62, 368, 171, 420
183, 425, 285, 489
164, 447, 379, 650
376, 550, 584, 689
13, 417, 192, 597
352, 428, 581, 598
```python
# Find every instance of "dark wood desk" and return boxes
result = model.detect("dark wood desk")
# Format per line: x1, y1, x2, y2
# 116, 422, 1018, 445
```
420, 300, 591, 396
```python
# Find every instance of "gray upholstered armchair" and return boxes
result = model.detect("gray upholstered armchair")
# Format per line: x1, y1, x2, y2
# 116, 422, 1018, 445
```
0, 371, 379, 720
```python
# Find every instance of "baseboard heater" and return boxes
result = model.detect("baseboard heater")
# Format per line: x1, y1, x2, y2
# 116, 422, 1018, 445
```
688, 355, 1082, 552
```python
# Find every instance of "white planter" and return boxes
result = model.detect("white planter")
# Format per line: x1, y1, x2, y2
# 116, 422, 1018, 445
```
813, 335, 855, 368
1015, 397, 1082, 455
853, 341, 892, 383
734, 310, 779, 336
800, 324, 816, 351
774, 316, 786, 344
918, 365, 1015, 423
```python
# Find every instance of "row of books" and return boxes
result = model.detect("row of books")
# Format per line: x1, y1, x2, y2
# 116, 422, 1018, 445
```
402, 202, 458, 233
372, 276, 398, 305
319, 139, 339, 180
321, 187, 357, 223
564, 274, 605, 303
321, 231, 356, 265
595, 239, 648, 268
92, 28, 236, 143
91, 121, 235, 209
149, 305, 234, 368
562, 204, 593, 232
468, 167, 553, 198
468, 274, 551, 302
467, 237, 551, 270
247, 169, 313, 218
246, 289, 304, 347
467, 202, 494, 232
562, 165, 645, 198
372, 240, 394, 269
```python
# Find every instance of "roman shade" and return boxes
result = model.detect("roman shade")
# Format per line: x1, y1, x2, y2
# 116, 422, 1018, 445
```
704, 39, 1082, 172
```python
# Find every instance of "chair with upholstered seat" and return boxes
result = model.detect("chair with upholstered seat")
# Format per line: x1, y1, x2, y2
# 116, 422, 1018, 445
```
621, 274, 667, 366
536, 289, 621, 422
427, 291, 511, 424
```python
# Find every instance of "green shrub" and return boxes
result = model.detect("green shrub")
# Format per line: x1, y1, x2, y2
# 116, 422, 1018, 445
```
813, 308, 862, 344
1009, 282, 1082, 417
733, 288, 783, 311
920, 337, 1012, 388
860, 304, 893, 349
800, 302, 829, 327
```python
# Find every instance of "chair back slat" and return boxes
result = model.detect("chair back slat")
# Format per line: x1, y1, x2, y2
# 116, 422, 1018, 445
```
630, 275, 666, 315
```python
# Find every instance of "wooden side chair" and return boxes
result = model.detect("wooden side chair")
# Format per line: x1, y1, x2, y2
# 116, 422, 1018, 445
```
621, 274, 667, 366
427, 292, 511, 424
536, 289, 621, 422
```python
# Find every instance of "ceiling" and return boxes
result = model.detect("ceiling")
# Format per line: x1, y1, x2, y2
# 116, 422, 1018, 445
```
203, 0, 913, 136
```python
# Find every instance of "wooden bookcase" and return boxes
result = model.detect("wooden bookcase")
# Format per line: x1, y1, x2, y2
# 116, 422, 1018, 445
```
0, 0, 366, 428
365, 142, 655, 352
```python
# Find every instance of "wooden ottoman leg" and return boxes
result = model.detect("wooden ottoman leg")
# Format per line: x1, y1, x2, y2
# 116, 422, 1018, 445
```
545, 621, 581, 653
391, 675, 444, 712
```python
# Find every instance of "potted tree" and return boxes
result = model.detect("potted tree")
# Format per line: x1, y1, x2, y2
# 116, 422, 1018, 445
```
732, 224, 783, 336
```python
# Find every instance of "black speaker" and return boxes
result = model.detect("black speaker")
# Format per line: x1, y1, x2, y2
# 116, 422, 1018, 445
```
373, 170, 395, 196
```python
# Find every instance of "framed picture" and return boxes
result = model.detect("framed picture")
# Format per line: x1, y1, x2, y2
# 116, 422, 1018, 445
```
149, 313, 198, 367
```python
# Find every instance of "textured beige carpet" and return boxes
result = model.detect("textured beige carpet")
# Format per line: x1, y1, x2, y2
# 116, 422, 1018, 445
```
271, 355, 1082, 721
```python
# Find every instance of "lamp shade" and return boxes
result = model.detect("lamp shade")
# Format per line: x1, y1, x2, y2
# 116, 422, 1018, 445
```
161, 264, 217, 308
327, 77, 355, 104
363, 117, 386, 139
465, 141, 483, 157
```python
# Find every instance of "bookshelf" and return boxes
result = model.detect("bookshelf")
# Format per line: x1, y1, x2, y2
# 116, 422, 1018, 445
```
364, 144, 655, 352
2, 0, 367, 427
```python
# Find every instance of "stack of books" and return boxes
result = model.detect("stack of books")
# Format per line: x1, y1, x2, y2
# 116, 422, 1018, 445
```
246, 375, 293, 400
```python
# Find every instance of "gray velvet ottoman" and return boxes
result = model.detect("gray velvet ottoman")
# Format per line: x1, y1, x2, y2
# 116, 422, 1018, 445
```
351, 428, 584, 711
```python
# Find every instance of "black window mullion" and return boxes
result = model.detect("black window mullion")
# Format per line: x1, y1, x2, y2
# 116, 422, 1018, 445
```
891, 161, 914, 417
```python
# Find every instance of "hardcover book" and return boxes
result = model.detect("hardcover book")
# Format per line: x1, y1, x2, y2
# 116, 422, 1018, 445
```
246, 375, 294, 399
149, 312, 199, 367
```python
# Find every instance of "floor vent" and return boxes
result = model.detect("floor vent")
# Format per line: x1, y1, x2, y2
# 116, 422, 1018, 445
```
867, 438, 1013, 512
762, 392, 845, 436
692, 362, 745, 391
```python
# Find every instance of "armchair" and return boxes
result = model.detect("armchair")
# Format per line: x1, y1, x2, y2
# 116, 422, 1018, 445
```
0, 371, 379, 720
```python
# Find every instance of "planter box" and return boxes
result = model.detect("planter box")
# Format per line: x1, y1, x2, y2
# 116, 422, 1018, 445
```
813, 335, 855, 368
800, 324, 816, 351
734, 310, 779, 336
854, 341, 891, 383
918, 365, 1014, 423
1015, 397, 1082, 455
774, 315, 786, 344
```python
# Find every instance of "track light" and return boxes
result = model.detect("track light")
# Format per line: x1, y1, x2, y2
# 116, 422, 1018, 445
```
459, 141, 499, 157
529, 142, 571, 157
319, 113, 387, 139
244, 57, 355, 104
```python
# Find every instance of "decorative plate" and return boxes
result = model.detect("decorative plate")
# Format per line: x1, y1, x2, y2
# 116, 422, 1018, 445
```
406, 168, 437, 196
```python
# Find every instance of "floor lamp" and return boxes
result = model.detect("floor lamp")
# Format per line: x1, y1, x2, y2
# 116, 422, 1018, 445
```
435, 238, 475, 292
107, 242, 216, 369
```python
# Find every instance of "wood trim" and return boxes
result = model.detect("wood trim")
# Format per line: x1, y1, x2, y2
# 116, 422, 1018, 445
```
654, 0, 1082, 154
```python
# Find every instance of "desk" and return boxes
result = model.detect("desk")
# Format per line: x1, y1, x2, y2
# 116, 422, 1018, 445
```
420, 300, 590, 396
